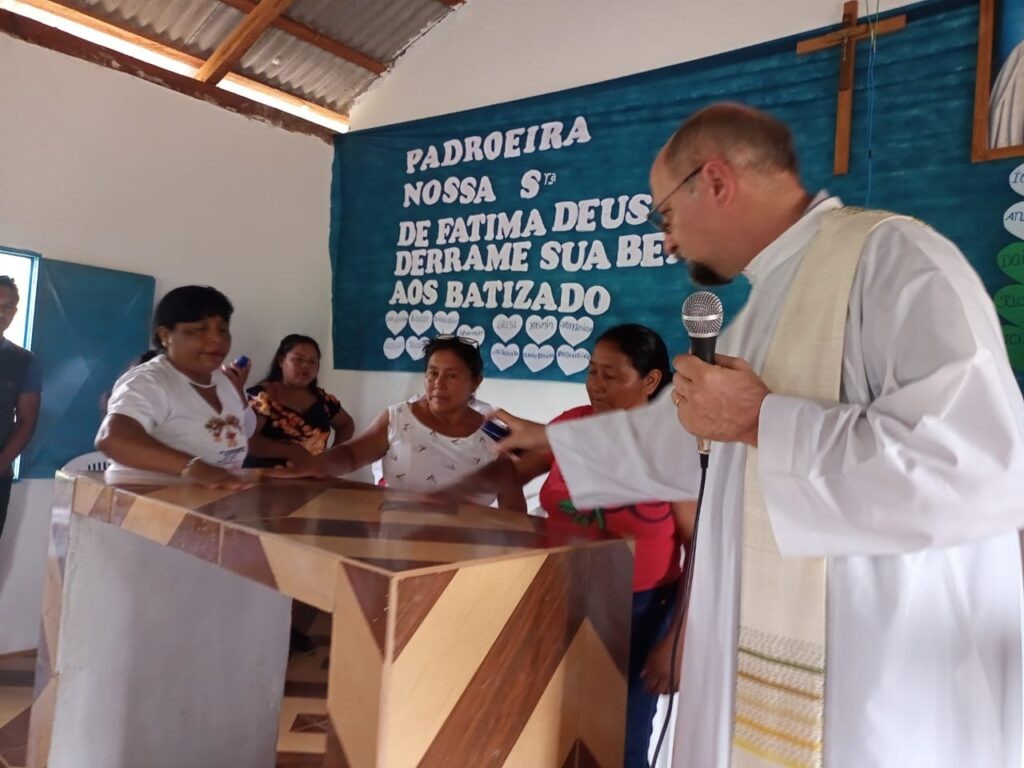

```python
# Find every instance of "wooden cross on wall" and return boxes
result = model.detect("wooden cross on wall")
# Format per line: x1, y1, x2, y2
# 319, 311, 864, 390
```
797, 1, 907, 175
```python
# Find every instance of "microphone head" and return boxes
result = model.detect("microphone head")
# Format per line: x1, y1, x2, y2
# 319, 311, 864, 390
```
681, 291, 724, 338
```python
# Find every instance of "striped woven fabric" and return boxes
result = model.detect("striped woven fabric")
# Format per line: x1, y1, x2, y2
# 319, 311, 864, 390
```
733, 627, 824, 767
732, 209, 904, 768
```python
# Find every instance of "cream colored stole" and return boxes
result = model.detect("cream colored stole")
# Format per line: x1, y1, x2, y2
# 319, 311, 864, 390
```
731, 208, 909, 768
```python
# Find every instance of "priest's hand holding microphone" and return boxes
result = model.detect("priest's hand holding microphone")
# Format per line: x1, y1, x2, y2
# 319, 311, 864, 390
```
672, 292, 770, 455
490, 291, 771, 459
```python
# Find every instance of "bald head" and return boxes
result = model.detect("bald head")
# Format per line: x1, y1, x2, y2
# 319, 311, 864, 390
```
661, 102, 799, 177
648, 103, 812, 284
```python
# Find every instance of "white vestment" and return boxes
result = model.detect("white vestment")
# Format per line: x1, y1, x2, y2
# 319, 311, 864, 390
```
547, 194, 1024, 768
991, 40, 1024, 149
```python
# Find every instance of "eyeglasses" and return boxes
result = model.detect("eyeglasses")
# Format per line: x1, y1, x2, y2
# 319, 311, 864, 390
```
425, 334, 481, 349
645, 162, 707, 234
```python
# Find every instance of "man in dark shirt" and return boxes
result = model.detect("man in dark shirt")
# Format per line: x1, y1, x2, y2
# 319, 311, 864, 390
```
0, 276, 41, 541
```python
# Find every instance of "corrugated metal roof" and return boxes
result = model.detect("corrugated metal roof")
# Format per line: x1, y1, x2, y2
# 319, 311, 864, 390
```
64, 0, 242, 58
287, 0, 449, 63
54, 0, 458, 115
240, 30, 377, 113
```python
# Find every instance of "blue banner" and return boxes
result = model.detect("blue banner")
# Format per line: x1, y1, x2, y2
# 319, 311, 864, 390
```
332, 0, 1024, 387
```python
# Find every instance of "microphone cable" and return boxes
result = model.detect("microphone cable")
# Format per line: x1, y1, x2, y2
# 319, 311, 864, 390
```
649, 451, 709, 766
865, 0, 882, 206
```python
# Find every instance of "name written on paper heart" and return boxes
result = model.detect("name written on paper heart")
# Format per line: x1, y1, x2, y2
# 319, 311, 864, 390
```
525, 315, 557, 344
491, 343, 521, 371
409, 310, 434, 336
492, 314, 524, 342
1010, 162, 1024, 197
383, 337, 405, 360
433, 311, 460, 335
557, 345, 591, 376
558, 315, 594, 346
456, 324, 486, 346
385, 310, 409, 335
523, 343, 555, 372
406, 337, 428, 360
1006, 202, 1024, 241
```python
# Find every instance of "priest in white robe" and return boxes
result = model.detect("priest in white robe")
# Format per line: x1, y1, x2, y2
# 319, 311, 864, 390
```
495, 103, 1024, 768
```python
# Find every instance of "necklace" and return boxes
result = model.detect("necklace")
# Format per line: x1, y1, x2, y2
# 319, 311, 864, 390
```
190, 379, 218, 390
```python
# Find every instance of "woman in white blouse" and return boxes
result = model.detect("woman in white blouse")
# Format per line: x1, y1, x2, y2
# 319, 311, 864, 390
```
95, 285, 252, 489
284, 336, 525, 511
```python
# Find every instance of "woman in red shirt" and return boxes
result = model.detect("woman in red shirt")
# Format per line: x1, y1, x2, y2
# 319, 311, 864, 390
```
518, 324, 695, 768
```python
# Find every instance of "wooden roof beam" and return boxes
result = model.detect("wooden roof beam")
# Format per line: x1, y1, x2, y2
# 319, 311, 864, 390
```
216, 0, 387, 75
2, 0, 348, 133
0, 7, 331, 141
196, 0, 293, 84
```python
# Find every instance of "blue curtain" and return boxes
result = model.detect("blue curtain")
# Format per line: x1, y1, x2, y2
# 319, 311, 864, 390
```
21, 259, 153, 479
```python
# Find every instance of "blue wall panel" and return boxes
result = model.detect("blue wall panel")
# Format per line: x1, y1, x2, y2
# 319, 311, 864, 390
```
21, 259, 154, 479
331, 0, 1024, 389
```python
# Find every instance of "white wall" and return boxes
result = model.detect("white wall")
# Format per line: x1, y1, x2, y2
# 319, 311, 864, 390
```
0, 33, 333, 652
349, 0, 916, 131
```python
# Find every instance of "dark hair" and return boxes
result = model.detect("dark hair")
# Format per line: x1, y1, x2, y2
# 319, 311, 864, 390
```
151, 285, 233, 349
265, 334, 322, 389
133, 349, 161, 366
594, 324, 672, 399
423, 337, 484, 379
0, 276, 18, 297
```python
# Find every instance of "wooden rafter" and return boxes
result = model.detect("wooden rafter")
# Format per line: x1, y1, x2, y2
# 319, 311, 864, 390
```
215, 0, 387, 75
6, 0, 197, 66
4, 0, 348, 132
0, 7, 332, 141
196, 0, 292, 84
435, 0, 464, 6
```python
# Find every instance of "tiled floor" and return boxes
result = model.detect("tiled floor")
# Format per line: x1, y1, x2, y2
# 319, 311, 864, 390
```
0, 618, 331, 768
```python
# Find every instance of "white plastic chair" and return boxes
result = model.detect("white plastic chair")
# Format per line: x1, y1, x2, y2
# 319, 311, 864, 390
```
61, 451, 111, 473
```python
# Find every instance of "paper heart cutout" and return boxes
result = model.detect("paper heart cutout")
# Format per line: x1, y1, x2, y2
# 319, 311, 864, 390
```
556, 344, 591, 376
385, 310, 409, 335
995, 285, 1024, 327
383, 337, 405, 360
558, 316, 595, 347
997, 241, 1024, 283
409, 309, 434, 336
493, 314, 524, 343
490, 343, 521, 371
1011, 162, 1024, 196
522, 343, 555, 373
433, 310, 460, 335
1005, 201, 1024, 240
525, 315, 557, 344
457, 324, 486, 346
406, 336, 427, 360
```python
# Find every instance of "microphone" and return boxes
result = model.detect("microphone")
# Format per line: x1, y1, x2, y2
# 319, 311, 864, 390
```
681, 291, 724, 457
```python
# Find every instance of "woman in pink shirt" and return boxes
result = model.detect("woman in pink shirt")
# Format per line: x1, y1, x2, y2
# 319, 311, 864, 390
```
517, 324, 695, 767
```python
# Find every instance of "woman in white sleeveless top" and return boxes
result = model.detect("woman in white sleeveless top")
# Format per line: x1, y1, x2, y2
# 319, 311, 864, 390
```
285, 336, 524, 510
